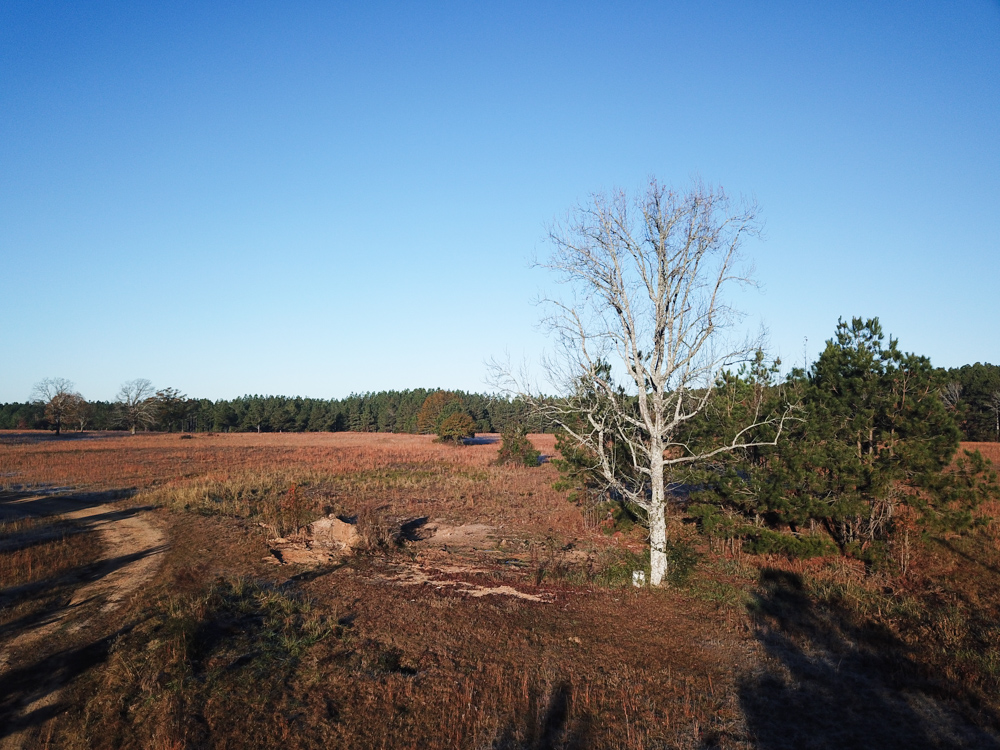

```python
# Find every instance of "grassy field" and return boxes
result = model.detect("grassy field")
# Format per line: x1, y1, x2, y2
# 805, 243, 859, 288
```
2, 431, 1000, 749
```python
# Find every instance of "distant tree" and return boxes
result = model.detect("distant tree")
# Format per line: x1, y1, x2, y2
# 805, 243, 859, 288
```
31, 377, 82, 436
991, 391, 1000, 443
416, 391, 461, 434
436, 412, 476, 443
295, 399, 313, 431
940, 381, 963, 412
270, 399, 295, 432
213, 401, 238, 432
115, 379, 157, 434
945, 362, 1000, 440
376, 400, 398, 432
155, 388, 188, 432
68, 393, 91, 431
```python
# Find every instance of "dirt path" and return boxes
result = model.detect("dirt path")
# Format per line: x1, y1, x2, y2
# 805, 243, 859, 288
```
0, 491, 166, 749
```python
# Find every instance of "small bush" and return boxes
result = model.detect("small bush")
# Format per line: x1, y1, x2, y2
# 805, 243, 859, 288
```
594, 547, 649, 587
664, 537, 701, 584
594, 539, 699, 587
687, 503, 745, 540
141, 473, 324, 536
495, 424, 541, 467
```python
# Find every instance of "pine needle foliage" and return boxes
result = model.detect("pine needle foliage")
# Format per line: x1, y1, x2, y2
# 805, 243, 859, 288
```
495, 423, 541, 467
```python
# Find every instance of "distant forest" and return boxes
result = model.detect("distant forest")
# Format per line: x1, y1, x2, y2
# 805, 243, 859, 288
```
4, 362, 1000, 442
944, 363, 1000, 441
0, 389, 548, 435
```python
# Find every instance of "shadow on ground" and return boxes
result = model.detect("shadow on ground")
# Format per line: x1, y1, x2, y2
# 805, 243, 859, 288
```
0, 504, 149, 556
0, 489, 138, 523
0, 488, 162, 743
0, 430, 127, 446
493, 681, 590, 750
0, 543, 167, 639
0, 624, 137, 741
740, 568, 1000, 750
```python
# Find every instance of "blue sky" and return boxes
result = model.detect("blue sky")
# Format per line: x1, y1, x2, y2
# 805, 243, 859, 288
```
2, 1, 998, 402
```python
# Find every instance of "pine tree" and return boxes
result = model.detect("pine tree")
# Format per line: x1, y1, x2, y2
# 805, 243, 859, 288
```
703, 318, 996, 558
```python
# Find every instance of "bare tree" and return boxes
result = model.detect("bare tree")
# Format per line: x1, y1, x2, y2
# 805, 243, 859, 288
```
494, 180, 793, 586
68, 393, 91, 432
116, 378, 158, 434
31, 377, 82, 436
940, 381, 963, 412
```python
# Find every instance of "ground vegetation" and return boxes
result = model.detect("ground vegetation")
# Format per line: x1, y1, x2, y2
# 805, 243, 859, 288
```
1, 431, 999, 748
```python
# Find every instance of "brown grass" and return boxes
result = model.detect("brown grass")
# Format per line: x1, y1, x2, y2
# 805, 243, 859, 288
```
0, 431, 555, 489
0, 432, 572, 538
0, 514, 104, 643
0, 519, 94, 590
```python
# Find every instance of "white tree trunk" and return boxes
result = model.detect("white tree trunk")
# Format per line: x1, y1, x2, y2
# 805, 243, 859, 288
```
649, 503, 668, 586
649, 448, 668, 586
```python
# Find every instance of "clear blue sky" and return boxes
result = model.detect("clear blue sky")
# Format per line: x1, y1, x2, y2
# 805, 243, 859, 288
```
2, 1, 998, 402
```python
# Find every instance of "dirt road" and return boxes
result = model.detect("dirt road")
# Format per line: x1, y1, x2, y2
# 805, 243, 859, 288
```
0, 490, 166, 749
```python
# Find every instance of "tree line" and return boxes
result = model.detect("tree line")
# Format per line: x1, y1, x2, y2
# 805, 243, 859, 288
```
942, 362, 1000, 442
1, 382, 549, 436
5, 363, 999, 442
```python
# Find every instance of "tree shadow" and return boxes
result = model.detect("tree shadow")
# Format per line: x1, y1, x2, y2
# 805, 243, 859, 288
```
0, 622, 139, 740
739, 568, 1000, 749
0, 503, 151, 554
0, 544, 167, 638
399, 516, 431, 541
0, 430, 125, 446
0, 488, 138, 523
493, 681, 590, 750
933, 536, 1000, 579
0, 535, 163, 741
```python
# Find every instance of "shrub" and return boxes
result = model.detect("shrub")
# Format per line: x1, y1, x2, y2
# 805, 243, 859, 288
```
594, 540, 699, 587
687, 503, 745, 541
688, 502, 837, 559
495, 423, 541, 467
416, 390, 462, 434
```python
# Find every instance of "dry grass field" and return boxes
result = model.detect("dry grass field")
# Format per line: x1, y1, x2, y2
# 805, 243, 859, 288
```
2, 431, 1000, 749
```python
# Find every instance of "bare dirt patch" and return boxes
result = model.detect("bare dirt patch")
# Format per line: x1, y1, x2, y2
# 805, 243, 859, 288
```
267, 517, 568, 602
381, 563, 552, 602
